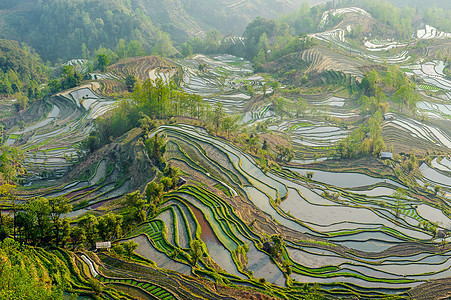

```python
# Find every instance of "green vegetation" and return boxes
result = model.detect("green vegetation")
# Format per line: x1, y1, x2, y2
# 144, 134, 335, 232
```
336, 111, 385, 158
281, 2, 343, 34
0, 39, 49, 109
424, 6, 451, 32
0, 0, 176, 62
0, 145, 25, 183
2, 0, 451, 299
48, 65, 84, 94
185, 16, 316, 71
0, 239, 63, 299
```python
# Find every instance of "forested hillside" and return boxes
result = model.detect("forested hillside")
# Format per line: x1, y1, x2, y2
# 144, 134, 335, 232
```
0, 0, 177, 62
389, 0, 451, 10
0, 39, 48, 108
180, 0, 306, 35
341, 0, 451, 35
0, 0, 310, 62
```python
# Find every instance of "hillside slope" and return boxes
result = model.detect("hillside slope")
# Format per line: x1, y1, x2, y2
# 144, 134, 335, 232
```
0, 0, 308, 61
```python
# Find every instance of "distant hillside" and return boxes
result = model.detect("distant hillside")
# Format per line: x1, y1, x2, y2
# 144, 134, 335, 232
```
0, 0, 308, 62
0, 39, 48, 100
388, 0, 451, 10
0, 0, 177, 62
179, 0, 305, 35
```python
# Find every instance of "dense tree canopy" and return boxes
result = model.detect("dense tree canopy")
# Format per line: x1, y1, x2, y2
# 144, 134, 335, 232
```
0, 39, 48, 101
0, 0, 177, 62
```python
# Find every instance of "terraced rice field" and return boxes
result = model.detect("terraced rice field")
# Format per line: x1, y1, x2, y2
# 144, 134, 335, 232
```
6, 43, 451, 297
408, 61, 451, 107
3, 83, 133, 210
417, 25, 451, 40
93, 56, 178, 95
181, 54, 265, 113
311, 29, 410, 65
383, 114, 451, 150
364, 40, 407, 52
310, 8, 411, 66
270, 119, 350, 148
123, 124, 451, 294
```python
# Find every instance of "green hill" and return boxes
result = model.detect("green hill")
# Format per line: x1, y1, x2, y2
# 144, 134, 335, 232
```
0, 39, 48, 101
0, 0, 307, 62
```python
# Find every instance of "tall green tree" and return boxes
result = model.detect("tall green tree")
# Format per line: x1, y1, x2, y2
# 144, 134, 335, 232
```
78, 214, 99, 249
96, 54, 110, 72
125, 191, 148, 224
123, 240, 139, 261
48, 196, 72, 246
189, 239, 204, 266
98, 213, 123, 241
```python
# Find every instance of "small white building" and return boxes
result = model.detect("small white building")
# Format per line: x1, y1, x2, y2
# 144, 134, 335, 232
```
96, 241, 111, 250
381, 152, 393, 159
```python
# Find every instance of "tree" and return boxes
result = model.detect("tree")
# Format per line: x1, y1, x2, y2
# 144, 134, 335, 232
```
98, 213, 122, 241
189, 239, 204, 266
15, 210, 34, 244
392, 188, 406, 218
48, 196, 71, 246
60, 218, 71, 247
282, 260, 292, 275
81, 43, 89, 59
273, 97, 290, 119
14, 93, 29, 112
269, 234, 285, 258
26, 197, 52, 245
125, 191, 148, 224
125, 74, 137, 92
115, 39, 127, 59
296, 97, 308, 117
88, 278, 103, 295
144, 133, 166, 167
60, 65, 83, 90
0, 215, 11, 241
181, 42, 193, 57
70, 226, 86, 249
96, 54, 109, 72
407, 152, 418, 172
0, 145, 25, 183
78, 214, 98, 249
126, 40, 146, 57
393, 84, 419, 113
221, 115, 238, 138
146, 181, 164, 201
48, 79, 61, 94
122, 240, 139, 260
212, 102, 225, 130
275, 145, 294, 162
243, 17, 277, 59
160, 177, 173, 192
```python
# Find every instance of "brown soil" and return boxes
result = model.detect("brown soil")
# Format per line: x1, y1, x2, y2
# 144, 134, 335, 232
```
95, 252, 276, 300
287, 156, 396, 180
409, 277, 451, 300
107, 55, 177, 82
300, 45, 369, 79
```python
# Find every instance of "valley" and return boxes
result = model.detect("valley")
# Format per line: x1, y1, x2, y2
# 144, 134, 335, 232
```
1, 1, 451, 299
